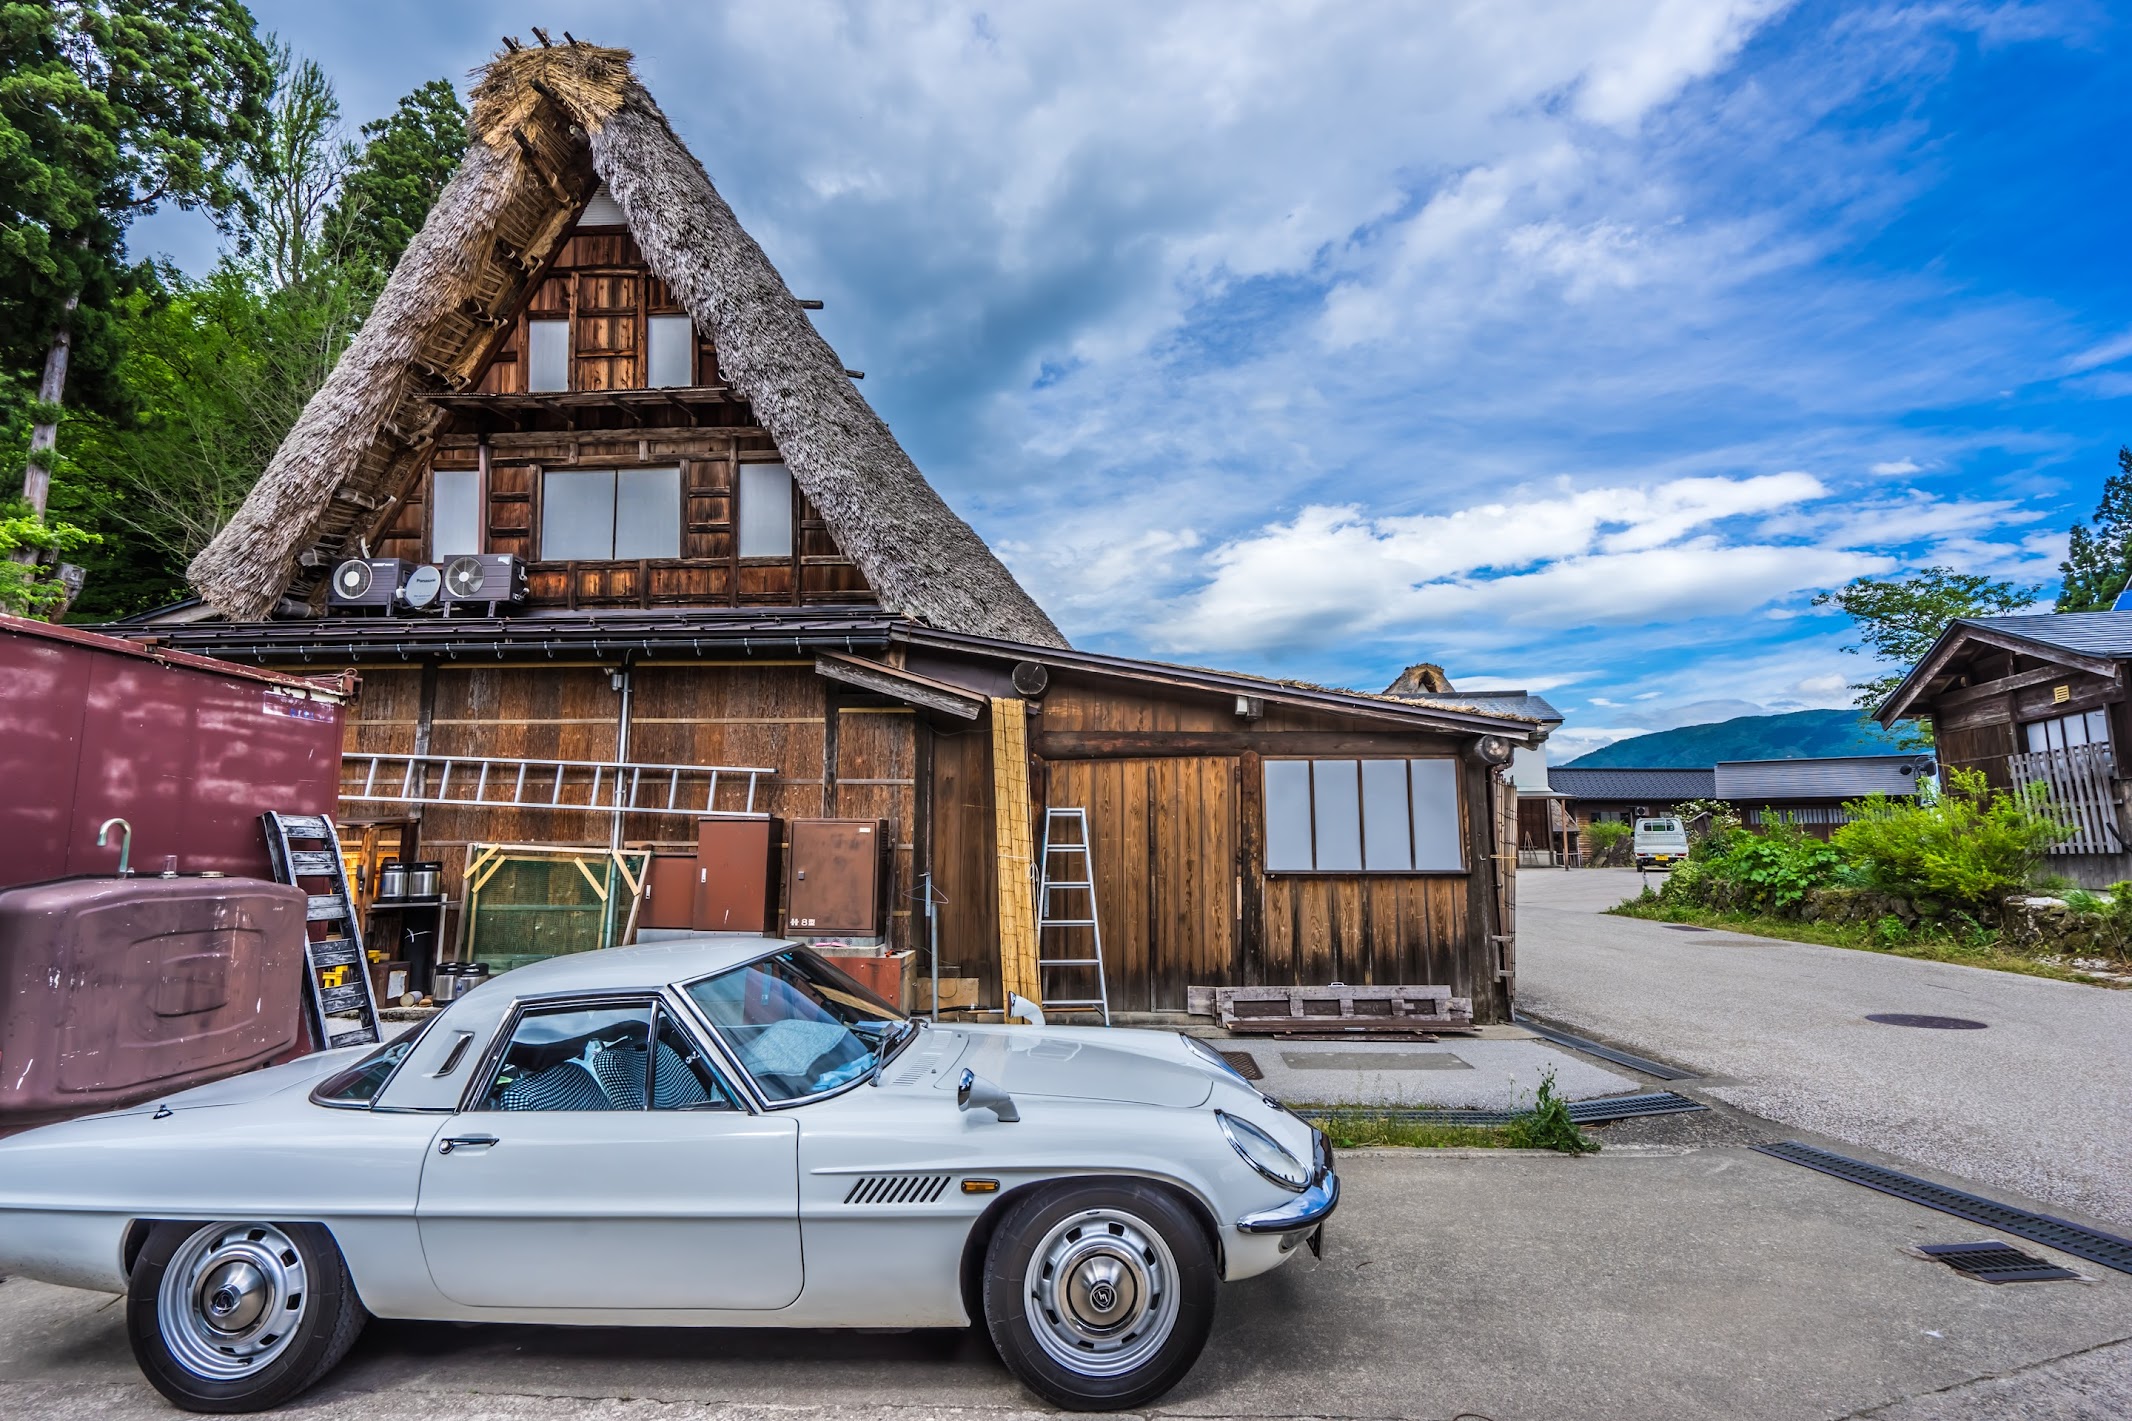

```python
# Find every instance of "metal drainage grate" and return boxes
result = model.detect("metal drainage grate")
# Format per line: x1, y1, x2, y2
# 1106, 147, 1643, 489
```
1512, 1013, 1699, 1081
1220, 1050, 1265, 1081
1310, 1091, 1707, 1128
1865, 1014, 1987, 1030
1753, 1141, 2132, 1276
1918, 1242, 2081, 1284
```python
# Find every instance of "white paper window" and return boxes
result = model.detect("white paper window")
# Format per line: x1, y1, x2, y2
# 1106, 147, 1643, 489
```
2024, 708, 2110, 753
526, 319, 570, 392
541, 470, 615, 562
1408, 759, 1463, 870
614, 467, 681, 559
1311, 760, 1363, 871
646, 315, 695, 388
737, 462, 793, 558
431, 468, 481, 558
1360, 760, 1412, 871
1264, 758, 1464, 872
541, 468, 681, 561
1263, 760, 1314, 871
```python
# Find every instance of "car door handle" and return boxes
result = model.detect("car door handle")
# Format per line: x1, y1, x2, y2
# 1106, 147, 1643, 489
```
438, 1133, 499, 1154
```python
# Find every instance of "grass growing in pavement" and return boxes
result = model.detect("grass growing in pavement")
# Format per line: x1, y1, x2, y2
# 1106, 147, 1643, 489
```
1299, 1069, 1599, 1154
1608, 895, 2123, 987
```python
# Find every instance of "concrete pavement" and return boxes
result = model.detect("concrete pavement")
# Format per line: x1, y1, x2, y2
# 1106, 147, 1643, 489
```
6, 1146, 2129, 1420
1516, 868, 2132, 1229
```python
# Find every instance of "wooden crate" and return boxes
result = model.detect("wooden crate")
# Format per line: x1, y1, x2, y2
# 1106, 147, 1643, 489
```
1186, 984, 1474, 1035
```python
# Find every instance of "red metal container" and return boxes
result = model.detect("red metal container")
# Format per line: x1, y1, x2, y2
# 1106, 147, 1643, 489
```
0, 875, 310, 1128
0, 614, 353, 885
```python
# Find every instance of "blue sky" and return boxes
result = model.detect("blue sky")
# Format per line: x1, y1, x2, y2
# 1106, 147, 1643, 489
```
137, 1, 2132, 757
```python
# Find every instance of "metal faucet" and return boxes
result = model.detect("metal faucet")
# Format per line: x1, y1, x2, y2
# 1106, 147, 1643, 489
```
97, 817, 133, 877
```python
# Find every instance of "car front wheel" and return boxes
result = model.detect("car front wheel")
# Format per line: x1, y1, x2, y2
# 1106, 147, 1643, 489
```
982, 1181, 1218, 1410
126, 1220, 366, 1413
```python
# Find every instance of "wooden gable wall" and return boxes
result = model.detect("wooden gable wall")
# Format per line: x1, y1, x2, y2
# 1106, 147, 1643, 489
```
367, 222, 877, 611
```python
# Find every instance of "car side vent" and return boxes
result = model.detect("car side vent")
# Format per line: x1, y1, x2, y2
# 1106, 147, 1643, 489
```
844, 1174, 952, 1205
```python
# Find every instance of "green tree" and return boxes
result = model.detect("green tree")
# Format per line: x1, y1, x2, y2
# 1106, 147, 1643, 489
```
1, 0, 272, 519
1813, 567, 2041, 719
2056, 446, 2132, 613
325, 77, 466, 279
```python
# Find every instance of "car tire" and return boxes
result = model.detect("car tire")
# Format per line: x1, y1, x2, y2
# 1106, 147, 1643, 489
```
982, 1180, 1218, 1411
126, 1220, 367, 1413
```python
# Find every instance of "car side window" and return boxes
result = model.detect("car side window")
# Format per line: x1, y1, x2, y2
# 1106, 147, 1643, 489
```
480, 1003, 652, 1111
649, 1008, 737, 1111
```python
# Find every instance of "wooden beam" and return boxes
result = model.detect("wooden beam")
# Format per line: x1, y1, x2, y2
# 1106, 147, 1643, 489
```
813, 654, 983, 720
1935, 661, 2115, 709
1034, 730, 1470, 759
990, 697, 1041, 1016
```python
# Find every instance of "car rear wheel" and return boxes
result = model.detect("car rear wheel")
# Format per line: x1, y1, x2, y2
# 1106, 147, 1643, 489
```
127, 1220, 366, 1413
982, 1181, 1218, 1410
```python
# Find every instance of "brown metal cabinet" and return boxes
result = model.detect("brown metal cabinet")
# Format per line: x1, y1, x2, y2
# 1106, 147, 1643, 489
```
785, 818, 888, 937
692, 817, 777, 934
641, 853, 698, 931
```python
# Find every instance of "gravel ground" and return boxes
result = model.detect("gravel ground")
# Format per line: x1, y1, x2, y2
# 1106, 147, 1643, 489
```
1517, 868, 2132, 1228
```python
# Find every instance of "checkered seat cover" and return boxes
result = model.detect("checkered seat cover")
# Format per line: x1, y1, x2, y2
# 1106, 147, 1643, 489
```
498, 1057, 611, 1111
589, 1042, 719, 1110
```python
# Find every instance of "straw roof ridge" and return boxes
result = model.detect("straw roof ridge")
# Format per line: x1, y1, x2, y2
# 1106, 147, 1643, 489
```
188, 43, 1066, 648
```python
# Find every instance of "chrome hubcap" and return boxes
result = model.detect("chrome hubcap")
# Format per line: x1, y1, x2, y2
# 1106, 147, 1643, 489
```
1024, 1207, 1179, 1377
157, 1224, 309, 1379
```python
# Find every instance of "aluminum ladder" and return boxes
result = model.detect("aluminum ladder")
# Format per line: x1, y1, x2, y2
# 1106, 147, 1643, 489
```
1037, 807, 1110, 1024
261, 812, 384, 1049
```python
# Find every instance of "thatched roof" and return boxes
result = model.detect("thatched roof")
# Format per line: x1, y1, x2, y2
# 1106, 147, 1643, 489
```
188, 42, 1065, 647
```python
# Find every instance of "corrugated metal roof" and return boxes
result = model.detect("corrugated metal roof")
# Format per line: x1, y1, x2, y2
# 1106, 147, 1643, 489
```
1960, 611, 2132, 658
1714, 755, 1931, 800
1548, 767, 1716, 801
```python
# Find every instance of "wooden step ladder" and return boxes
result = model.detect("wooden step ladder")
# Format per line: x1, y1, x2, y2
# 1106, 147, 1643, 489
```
261, 812, 384, 1050
1037, 807, 1110, 1024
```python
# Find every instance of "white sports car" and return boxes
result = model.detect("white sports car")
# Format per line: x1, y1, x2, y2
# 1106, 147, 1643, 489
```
0, 938, 1336, 1412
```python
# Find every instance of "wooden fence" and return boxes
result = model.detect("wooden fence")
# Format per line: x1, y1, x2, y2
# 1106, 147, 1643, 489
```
2008, 744, 2123, 854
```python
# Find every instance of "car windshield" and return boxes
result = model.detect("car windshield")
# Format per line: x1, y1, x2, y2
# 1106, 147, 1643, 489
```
1639, 820, 1680, 834
684, 947, 906, 1102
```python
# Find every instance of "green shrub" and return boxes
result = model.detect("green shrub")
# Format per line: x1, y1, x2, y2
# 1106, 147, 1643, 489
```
1585, 821, 1630, 850
1872, 915, 1910, 948
1831, 767, 2070, 911
2062, 889, 2106, 915
1706, 816, 1843, 912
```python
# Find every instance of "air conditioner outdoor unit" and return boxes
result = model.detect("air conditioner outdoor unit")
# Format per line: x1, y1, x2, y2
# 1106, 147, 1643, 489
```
437, 554, 529, 613
326, 558, 411, 611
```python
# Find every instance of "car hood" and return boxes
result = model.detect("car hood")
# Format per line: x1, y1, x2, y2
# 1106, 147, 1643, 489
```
933, 1026, 1214, 1109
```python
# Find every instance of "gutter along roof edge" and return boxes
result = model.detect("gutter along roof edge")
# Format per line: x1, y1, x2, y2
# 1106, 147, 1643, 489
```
894, 624, 1547, 738
101, 610, 902, 662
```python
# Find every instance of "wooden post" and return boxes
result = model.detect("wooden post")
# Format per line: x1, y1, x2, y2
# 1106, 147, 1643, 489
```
990, 697, 1041, 1016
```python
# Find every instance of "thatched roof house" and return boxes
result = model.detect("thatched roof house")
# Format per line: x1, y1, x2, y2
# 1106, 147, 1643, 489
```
188, 40, 1062, 646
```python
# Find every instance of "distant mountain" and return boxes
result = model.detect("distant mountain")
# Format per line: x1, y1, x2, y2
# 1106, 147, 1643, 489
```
1566, 708, 1911, 768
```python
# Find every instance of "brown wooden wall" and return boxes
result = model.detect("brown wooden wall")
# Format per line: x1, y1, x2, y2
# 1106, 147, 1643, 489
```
330, 653, 1511, 1020
477, 227, 719, 395
372, 429, 876, 612
1021, 673, 1505, 1020
337, 660, 916, 959
1927, 656, 2123, 791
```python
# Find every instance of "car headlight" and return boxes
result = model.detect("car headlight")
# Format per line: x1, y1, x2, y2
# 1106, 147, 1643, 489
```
1217, 1110, 1310, 1191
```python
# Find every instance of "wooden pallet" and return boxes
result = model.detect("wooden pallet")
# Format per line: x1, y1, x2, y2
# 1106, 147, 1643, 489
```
1186, 984, 1474, 1036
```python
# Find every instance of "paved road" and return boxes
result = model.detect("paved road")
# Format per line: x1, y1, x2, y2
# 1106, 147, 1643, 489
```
7, 1147, 2128, 1421
1517, 868, 2132, 1229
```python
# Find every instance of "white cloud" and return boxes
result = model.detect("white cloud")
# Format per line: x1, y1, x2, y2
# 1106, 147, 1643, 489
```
1870, 458, 1922, 475
1156, 472, 1895, 655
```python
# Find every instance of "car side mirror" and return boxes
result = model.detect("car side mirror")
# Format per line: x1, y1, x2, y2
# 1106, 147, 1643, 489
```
957, 1068, 1020, 1123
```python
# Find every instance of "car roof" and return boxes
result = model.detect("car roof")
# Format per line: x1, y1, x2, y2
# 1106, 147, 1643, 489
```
471, 934, 796, 995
